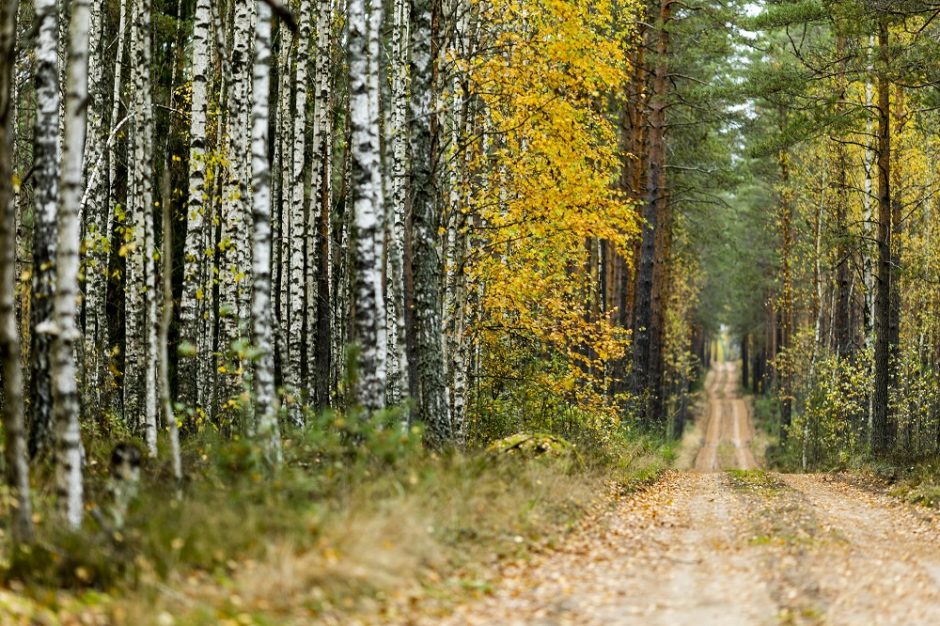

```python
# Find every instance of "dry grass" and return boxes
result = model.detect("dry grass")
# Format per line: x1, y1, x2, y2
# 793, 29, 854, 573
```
1, 436, 670, 625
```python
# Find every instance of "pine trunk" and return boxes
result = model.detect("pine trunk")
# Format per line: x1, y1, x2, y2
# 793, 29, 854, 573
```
632, 0, 670, 429
778, 148, 794, 441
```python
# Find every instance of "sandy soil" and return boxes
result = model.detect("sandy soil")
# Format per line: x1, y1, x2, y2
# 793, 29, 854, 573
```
413, 362, 940, 626
694, 361, 758, 472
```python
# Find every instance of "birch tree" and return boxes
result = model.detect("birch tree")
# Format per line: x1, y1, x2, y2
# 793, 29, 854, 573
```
0, 0, 33, 543
219, 0, 255, 414
251, 0, 283, 466
80, 0, 106, 411
348, 0, 388, 412
285, 0, 312, 426
126, 0, 157, 455
51, 0, 91, 530
274, 17, 292, 408
410, 0, 450, 442
179, 0, 213, 411
309, 0, 334, 408
386, 0, 410, 407
29, 0, 61, 457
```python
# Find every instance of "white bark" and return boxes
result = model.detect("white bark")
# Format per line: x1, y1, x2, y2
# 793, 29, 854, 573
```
0, 0, 34, 543
81, 0, 106, 411
179, 0, 213, 410
274, 20, 292, 406
160, 179, 182, 483
386, 0, 409, 407
308, 0, 333, 408
126, 0, 157, 456
219, 0, 255, 414
251, 0, 283, 466
349, 0, 387, 412
51, 0, 91, 530
410, 0, 451, 443
286, 0, 312, 426
29, 0, 61, 457
443, 0, 471, 443
158, 0, 186, 484
198, 1, 229, 415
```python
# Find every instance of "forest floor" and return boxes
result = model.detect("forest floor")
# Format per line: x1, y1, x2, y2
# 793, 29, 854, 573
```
410, 363, 940, 626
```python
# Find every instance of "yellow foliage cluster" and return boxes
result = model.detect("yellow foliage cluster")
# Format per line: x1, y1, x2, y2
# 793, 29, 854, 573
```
463, 0, 642, 420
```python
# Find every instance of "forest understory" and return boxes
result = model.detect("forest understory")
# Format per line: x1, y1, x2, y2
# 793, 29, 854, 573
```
5, 0, 940, 623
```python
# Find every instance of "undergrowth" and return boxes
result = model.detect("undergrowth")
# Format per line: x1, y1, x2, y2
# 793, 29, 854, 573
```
0, 411, 673, 625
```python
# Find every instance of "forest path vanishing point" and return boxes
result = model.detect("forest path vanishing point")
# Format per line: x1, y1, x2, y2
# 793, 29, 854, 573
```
421, 362, 940, 626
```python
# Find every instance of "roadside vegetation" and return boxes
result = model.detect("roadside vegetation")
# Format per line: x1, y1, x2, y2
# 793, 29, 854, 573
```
0, 411, 673, 624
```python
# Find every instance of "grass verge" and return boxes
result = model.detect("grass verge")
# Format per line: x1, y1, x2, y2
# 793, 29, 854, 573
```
0, 423, 673, 625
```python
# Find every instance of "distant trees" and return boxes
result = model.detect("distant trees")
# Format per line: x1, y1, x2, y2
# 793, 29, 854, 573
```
733, 0, 940, 463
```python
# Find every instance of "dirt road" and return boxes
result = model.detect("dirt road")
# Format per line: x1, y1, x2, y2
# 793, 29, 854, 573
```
693, 361, 758, 471
425, 362, 940, 626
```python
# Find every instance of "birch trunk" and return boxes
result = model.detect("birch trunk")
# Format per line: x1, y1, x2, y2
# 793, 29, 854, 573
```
274, 20, 292, 401
286, 0, 312, 426
198, 0, 230, 416
863, 36, 875, 353
157, 0, 186, 483
333, 153, 352, 396
219, 0, 254, 416
443, 1, 473, 443
410, 0, 450, 443
51, 0, 91, 530
81, 0, 106, 411
102, 0, 129, 417
179, 0, 213, 411
29, 0, 61, 458
0, 0, 33, 543
349, 0, 387, 412
309, 0, 333, 408
386, 0, 409, 407
160, 167, 182, 483
126, 0, 157, 455
872, 21, 893, 455
251, 0, 282, 466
